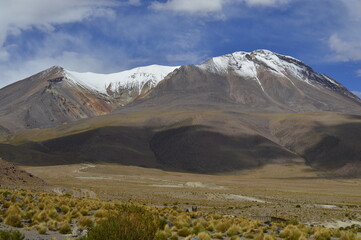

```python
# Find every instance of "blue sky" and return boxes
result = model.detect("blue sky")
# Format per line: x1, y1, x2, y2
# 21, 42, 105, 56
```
0, 0, 360, 96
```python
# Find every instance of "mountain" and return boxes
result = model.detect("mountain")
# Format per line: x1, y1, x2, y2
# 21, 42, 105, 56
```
0, 50, 360, 176
0, 65, 178, 134
66, 65, 179, 105
136, 50, 361, 114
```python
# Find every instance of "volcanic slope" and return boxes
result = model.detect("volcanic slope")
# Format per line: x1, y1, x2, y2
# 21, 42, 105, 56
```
134, 50, 361, 114
0, 50, 360, 175
0, 65, 178, 134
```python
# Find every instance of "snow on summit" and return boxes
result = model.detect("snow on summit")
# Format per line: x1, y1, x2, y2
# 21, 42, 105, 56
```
198, 49, 341, 91
65, 65, 179, 95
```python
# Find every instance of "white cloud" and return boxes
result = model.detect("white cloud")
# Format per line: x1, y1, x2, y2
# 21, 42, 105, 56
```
0, 29, 125, 88
0, 0, 117, 62
357, 69, 361, 77
150, 0, 290, 15
352, 91, 361, 98
166, 52, 207, 63
328, 34, 361, 61
327, 0, 361, 61
151, 0, 224, 14
0, 51, 108, 88
340, 0, 361, 20
244, 0, 290, 6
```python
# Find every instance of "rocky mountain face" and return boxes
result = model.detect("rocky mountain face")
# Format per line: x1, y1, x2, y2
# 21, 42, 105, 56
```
0, 50, 360, 176
0, 66, 113, 133
139, 50, 361, 114
0, 65, 178, 133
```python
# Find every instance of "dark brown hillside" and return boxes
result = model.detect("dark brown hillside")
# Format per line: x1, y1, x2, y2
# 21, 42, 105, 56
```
0, 158, 46, 188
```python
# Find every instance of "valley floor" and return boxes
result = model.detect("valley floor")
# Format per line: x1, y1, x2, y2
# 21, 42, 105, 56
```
22, 162, 361, 226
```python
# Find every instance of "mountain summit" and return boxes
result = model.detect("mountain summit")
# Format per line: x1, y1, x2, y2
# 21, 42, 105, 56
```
140, 49, 360, 114
200, 50, 351, 96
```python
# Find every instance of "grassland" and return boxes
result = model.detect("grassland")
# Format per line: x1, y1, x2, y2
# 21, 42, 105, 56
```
21, 163, 361, 227
1, 182, 361, 240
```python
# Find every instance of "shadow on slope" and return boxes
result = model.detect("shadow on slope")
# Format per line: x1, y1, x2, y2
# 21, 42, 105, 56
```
0, 125, 298, 173
271, 117, 361, 177
150, 126, 297, 173
302, 123, 361, 172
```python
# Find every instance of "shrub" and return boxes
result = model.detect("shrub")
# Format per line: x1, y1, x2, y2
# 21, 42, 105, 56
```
94, 209, 108, 218
192, 222, 206, 234
48, 209, 59, 219
215, 220, 232, 233
4, 214, 23, 228
154, 230, 169, 240
226, 224, 240, 236
169, 233, 179, 240
38, 225, 47, 235
340, 232, 357, 240
80, 208, 90, 216
280, 225, 303, 240
174, 214, 191, 228
79, 216, 94, 229
177, 227, 191, 237
5, 205, 22, 218
254, 232, 264, 240
47, 220, 59, 231
60, 205, 70, 214
0, 229, 24, 240
59, 222, 72, 234
264, 234, 275, 240
212, 232, 224, 239
197, 232, 211, 240
230, 236, 241, 240
81, 205, 161, 240
313, 228, 331, 240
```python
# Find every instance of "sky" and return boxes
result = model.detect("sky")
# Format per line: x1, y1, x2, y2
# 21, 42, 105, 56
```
0, 0, 360, 97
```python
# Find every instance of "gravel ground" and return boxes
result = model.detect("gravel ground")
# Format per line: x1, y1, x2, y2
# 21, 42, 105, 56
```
0, 223, 75, 240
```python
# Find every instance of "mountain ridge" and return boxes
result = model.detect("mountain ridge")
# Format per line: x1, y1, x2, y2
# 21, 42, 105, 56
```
0, 49, 360, 176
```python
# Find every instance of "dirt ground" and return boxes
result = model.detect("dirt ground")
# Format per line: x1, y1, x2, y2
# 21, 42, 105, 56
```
22, 162, 361, 227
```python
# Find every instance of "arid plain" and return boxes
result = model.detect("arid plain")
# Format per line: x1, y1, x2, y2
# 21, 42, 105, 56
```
22, 161, 361, 229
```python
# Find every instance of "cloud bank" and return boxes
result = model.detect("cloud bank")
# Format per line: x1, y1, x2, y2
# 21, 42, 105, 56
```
327, 0, 361, 61
150, 0, 290, 15
0, 0, 117, 61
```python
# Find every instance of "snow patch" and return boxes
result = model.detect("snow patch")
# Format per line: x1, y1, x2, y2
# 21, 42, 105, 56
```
64, 65, 179, 95
199, 51, 265, 91
198, 49, 341, 91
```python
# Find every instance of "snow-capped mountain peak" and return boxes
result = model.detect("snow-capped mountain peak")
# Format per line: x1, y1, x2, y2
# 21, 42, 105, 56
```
198, 50, 342, 93
64, 65, 179, 96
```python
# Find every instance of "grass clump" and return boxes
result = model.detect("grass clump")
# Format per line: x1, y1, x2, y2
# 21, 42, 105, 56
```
197, 231, 211, 240
81, 205, 161, 240
0, 229, 24, 240
340, 231, 357, 240
226, 224, 241, 236
312, 228, 332, 240
177, 227, 191, 237
59, 222, 72, 234
37, 224, 47, 235
79, 216, 94, 229
280, 225, 303, 240
154, 230, 170, 240
4, 214, 23, 228
215, 220, 232, 233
